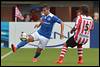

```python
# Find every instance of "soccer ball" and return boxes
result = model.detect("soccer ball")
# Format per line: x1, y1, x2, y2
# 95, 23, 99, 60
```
20, 32, 28, 41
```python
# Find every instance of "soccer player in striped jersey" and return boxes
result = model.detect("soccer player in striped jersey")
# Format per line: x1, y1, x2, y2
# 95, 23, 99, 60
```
11, 5, 64, 62
56, 5, 94, 64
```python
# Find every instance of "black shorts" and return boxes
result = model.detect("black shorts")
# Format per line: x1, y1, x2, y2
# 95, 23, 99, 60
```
66, 36, 82, 48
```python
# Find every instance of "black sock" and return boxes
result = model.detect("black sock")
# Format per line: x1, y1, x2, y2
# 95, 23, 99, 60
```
34, 52, 41, 58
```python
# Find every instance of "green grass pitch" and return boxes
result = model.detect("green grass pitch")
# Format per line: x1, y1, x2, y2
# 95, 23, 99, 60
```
1, 48, 99, 66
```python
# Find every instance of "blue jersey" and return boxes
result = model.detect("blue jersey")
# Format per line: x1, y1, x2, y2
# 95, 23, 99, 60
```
38, 13, 62, 39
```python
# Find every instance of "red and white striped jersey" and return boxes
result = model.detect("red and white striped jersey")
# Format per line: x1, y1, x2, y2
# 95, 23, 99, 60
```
74, 15, 94, 45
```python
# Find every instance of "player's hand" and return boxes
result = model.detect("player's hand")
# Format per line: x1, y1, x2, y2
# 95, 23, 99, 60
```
70, 27, 76, 34
70, 30, 74, 34
60, 33, 64, 39
34, 24, 39, 28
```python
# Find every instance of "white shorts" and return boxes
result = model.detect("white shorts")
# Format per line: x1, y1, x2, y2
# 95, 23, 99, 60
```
31, 31, 49, 49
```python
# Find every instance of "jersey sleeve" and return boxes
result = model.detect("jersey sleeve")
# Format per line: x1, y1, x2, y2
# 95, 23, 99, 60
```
74, 16, 82, 29
53, 16, 62, 24
40, 15, 44, 20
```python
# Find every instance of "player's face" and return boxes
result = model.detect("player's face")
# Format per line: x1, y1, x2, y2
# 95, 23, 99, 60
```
42, 8, 49, 15
77, 12, 81, 16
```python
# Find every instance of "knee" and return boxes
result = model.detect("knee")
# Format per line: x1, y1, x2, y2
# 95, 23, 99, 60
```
64, 42, 68, 47
27, 35, 34, 42
37, 48, 43, 53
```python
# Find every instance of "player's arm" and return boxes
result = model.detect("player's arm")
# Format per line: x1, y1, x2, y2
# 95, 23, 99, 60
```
70, 27, 76, 34
60, 22, 64, 39
70, 16, 81, 34
34, 18, 43, 28
53, 16, 64, 39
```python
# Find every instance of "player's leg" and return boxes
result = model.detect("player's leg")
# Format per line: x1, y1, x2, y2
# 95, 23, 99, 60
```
77, 44, 83, 64
57, 36, 77, 64
56, 43, 68, 64
32, 47, 43, 62
32, 35, 49, 62
11, 32, 37, 53
11, 35, 34, 53
11, 41, 28, 53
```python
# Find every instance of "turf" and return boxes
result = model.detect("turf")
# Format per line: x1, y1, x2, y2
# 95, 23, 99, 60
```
1, 48, 11, 56
1, 48, 99, 66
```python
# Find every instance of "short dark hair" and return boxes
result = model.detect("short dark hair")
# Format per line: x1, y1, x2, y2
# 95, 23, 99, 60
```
42, 5, 50, 10
76, 9, 81, 13
80, 5, 88, 16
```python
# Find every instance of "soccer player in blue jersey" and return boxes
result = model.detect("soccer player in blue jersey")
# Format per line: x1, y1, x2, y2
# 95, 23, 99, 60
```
11, 5, 64, 62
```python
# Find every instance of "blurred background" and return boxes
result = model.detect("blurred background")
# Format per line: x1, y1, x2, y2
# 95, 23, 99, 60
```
1, 1, 99, 22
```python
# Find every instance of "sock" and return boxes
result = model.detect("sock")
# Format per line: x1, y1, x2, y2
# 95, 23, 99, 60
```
16, 41, 28, 49
77, 45, 83, 60
34, 52, 41, 58
59, 44, 68, 61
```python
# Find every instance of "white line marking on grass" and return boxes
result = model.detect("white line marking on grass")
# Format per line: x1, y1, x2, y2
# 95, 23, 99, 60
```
1, 51, 13, 60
